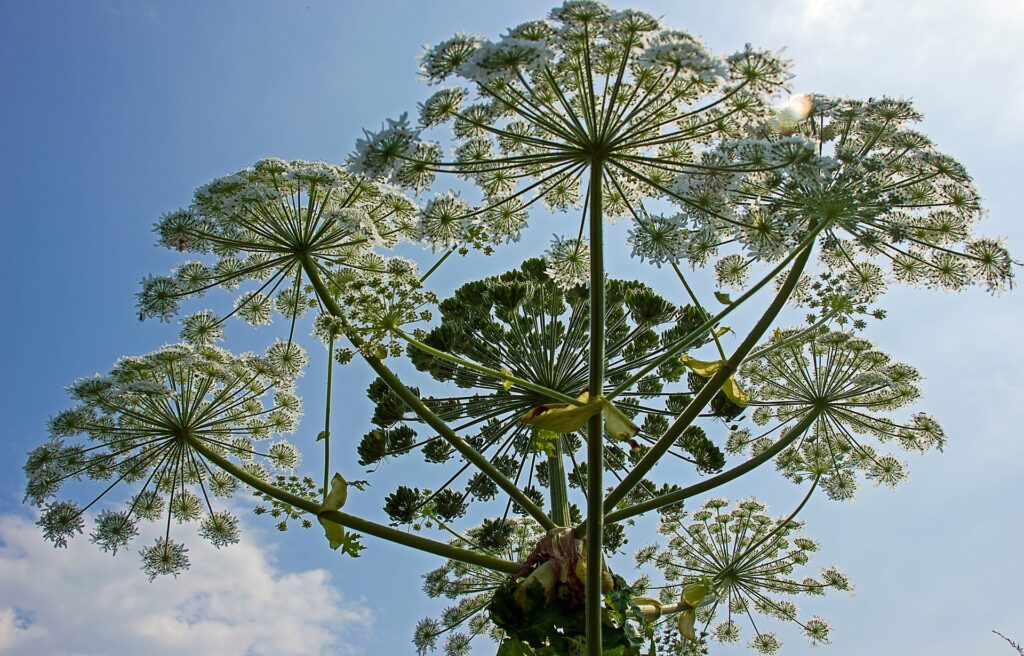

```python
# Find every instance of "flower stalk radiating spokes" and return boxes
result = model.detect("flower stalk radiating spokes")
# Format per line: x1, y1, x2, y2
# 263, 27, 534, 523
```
141, 158, 431, 357
638, 492, 851, 654
362, 259, 744, 540
301, 256, 557, 531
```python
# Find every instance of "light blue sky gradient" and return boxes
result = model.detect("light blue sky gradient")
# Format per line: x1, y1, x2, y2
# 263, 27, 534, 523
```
2, 1, 1022, 654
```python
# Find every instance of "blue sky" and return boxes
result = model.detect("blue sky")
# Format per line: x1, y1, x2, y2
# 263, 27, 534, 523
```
1, 1, 1022, 654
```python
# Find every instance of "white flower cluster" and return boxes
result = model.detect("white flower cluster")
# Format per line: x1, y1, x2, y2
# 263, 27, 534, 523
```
143, 158, 421, 334
740, 329, 946, 498
641, 497, 849, 654
544, 235, 590, 290
627, 213, 688, 266
637, 30, 727, 82
25, 343, 305, 579
457, 38, 555, 85
349, 0, 796, 257
665, 96, 1015, 294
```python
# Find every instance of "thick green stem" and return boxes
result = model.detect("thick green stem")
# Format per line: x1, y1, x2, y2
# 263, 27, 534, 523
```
301, 257, 556, 531
185, 433, 520, 574
607, 221, 827, 399
317, 509, 521, 573
603, 408, 823, 524
599, 232, 817, 516
585, 160, 605, 656
548, 437, 571, 526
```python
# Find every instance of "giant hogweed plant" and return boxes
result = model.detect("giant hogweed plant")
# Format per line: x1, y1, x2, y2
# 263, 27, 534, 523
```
24, 3, 1015, 655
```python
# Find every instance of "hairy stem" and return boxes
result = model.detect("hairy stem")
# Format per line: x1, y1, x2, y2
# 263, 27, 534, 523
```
548, 437, 571, 527
322, 337, 334, 502
606, 220, 827, 399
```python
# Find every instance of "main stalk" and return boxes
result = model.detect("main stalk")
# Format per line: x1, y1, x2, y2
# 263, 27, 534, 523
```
585, 159, 605, 656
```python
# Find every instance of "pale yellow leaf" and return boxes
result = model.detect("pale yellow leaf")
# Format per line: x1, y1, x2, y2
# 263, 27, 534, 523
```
677, 609, 697, 641
520, 390, 600, 433
600, 398, 640, 440
318, 517, 346, 550
681, 354, 724, 377
681, 581, 712, 607
723, 376, 751, 407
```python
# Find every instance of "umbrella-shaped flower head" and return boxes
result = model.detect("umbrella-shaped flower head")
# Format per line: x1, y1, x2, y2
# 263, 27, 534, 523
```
24, 343, 304, 579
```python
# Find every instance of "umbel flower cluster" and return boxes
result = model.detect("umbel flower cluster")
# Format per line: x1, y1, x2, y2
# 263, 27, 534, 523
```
26, 343, 304, 579
26, 3, 1015, 656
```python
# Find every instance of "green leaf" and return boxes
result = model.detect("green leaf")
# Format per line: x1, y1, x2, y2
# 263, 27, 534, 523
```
714, 291, 732, 305
676, 609, 697, 641
322, 473, 348, 511
338, 531, 365, 557
530, 429, 560, 457
318, 517, 346, 550
315, 430, 328, 442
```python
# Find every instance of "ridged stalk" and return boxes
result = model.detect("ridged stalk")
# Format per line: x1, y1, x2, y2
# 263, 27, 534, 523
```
585, 160, 605, 656
548, 437, 571, 526
605, 408, 823, 524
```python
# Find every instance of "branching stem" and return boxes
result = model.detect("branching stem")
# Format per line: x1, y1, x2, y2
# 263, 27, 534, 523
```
185, 432, 520, 574
301, 256, 556, 531
603, 408, 823, 524
598, 223, 818, 516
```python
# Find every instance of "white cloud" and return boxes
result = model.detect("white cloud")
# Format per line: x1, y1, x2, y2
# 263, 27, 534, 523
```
0, 513, 371, 656
0, 606, 45, 653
